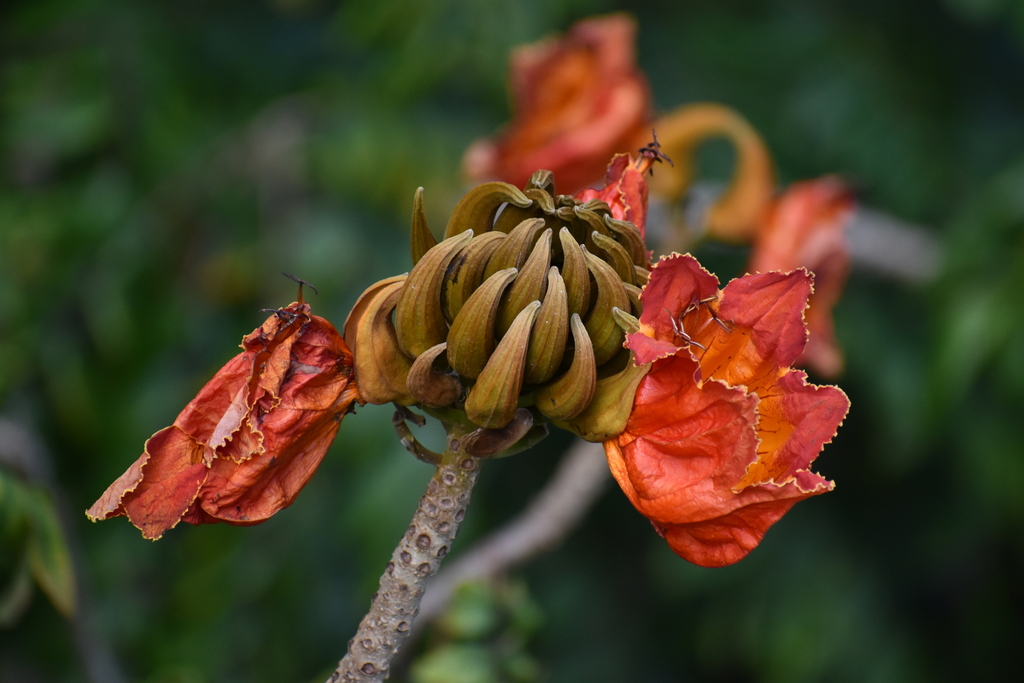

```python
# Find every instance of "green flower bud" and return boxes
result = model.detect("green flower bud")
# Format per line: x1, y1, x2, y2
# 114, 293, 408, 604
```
407, 342, 462, 409
344, 275, 415, 406
410, 187, 436, 265
465, 301, 541, 428
524, 267, 568, 385
534, 314, 596, 421
497, 229, 552, 335
395, 230, 474, 357
447, 268, 518, 380
444, 182, 531, 239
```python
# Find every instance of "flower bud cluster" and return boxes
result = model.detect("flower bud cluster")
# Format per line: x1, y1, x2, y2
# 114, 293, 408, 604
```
344, 171, 652, 449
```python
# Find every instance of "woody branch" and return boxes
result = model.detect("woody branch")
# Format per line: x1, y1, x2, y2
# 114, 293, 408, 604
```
326, 427, 482, 683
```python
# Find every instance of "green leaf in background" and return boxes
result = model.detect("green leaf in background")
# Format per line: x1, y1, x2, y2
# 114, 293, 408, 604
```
0, 556, 34, 628
0, 468, 33, 627
24, 486, 76, 618
412, 578, 545, 683
0, 468, 76, 622
438, 581, 500, 641
411, 643, 496, 683
934, 158, 1024, 409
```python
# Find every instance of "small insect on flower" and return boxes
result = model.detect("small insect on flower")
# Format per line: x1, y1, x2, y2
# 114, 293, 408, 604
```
667, 307, 705, 351
87, 274, 361, 540
666, 294, 730, 352
637, 129, 674, 172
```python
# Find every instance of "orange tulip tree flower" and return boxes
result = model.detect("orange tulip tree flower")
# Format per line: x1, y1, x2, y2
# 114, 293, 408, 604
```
87, 291, 360, 540
463, 13, 651, 195
748, 177, 855, 378
605, 253, 850, 567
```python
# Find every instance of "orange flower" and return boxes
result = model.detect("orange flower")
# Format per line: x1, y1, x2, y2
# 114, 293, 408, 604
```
605, 254, 849, 567
463, 14, 651, 195
749, 177, 854, 378
87, 301, 360, 539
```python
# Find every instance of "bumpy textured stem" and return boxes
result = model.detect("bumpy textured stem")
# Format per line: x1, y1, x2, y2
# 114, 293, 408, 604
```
327, 433, 481, 682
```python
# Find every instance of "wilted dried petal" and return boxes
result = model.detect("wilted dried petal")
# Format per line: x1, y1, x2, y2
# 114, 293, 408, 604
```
463, 14, 651, 195
748, 177, 854, 377
87, 302, 360, 539
608, 253, 848, 567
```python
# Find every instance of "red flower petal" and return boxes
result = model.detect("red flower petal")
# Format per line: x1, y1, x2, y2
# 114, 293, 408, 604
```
627, 253, 719, 364
576, 153, 650, 236
748, 177, 854, 377
735, 370, 848, 489
607, 354, 759, 521
654, 496, 806, 568
117, 427, 208, 540
198, 318, 358, 524
698, 269, 813, 387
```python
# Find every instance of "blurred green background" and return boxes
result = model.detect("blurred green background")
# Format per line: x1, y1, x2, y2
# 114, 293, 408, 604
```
2, 0, 1023, 681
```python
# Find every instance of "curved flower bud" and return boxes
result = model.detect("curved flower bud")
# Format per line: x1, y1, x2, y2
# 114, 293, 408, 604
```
345, 276, 415, 405
605, 253, 849, 567
87, 300, 360, 539
648, 103, 776, 243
